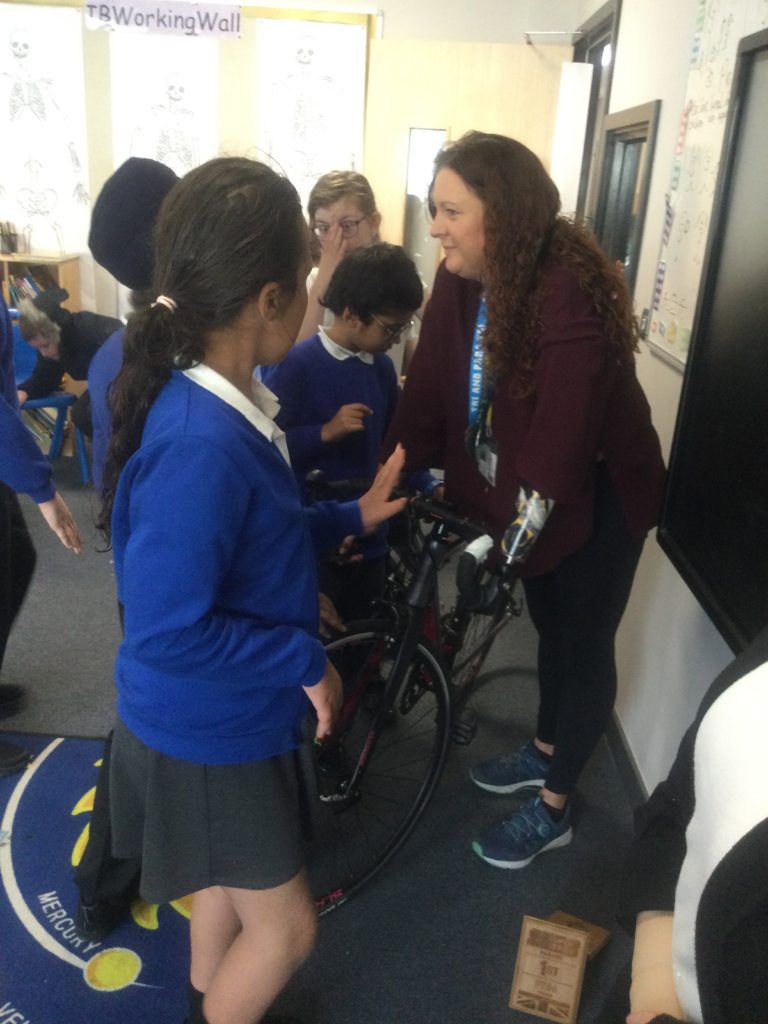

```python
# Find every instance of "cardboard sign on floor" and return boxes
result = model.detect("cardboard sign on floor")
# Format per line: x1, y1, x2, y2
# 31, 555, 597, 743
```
509, 915, 589, 1024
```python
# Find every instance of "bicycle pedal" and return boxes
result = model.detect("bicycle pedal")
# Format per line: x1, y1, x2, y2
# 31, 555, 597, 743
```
451, 712, 477, 745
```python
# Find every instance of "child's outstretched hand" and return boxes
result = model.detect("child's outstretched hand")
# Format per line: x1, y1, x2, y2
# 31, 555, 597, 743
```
358, 444, 407, 533
321, 402, 372, 442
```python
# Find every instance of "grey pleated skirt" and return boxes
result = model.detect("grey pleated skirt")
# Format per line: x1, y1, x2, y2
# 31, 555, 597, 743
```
109, 717, 305, 905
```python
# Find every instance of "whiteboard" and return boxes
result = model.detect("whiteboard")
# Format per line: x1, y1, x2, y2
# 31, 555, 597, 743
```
648, 0, 768, 367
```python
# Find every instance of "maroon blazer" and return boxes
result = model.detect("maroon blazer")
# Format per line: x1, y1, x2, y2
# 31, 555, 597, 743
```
383, 261, 666, 578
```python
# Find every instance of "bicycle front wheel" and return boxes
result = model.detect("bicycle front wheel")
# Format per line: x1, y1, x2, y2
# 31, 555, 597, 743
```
443, 589, 517, 702
306, 622, 451, 915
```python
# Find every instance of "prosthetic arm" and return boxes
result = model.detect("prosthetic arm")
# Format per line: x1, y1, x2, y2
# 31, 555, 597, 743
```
501, 485, 554, 565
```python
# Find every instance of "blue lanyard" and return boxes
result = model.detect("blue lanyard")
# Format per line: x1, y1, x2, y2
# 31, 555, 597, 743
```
468, 296, 487, 425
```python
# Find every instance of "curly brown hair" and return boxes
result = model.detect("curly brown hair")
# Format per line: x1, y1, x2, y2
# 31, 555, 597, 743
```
432, 131, 639, 396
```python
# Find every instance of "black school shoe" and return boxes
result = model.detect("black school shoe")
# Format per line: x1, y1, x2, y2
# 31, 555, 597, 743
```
0, 684, 25, 720
75, 898, 131, 942
0, 738, 31, 778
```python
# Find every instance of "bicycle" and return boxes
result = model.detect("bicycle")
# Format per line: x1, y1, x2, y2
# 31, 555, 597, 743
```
304, 494, 523, 915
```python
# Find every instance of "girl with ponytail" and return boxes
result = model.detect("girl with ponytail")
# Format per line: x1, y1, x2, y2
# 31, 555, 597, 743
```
101, 157, 404, 1024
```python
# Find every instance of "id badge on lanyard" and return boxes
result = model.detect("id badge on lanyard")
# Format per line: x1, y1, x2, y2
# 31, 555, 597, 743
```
465, 297, 497, 486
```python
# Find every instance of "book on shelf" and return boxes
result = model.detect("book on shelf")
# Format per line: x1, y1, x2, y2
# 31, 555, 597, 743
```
8, 272, 42, 306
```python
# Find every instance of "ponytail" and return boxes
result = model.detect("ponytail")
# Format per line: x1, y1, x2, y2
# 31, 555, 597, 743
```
97, 303, 205, 543
95, 156, 305, 544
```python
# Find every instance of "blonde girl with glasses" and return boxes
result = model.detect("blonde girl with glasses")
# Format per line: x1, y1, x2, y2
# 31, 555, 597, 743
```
298, 170, 381, 343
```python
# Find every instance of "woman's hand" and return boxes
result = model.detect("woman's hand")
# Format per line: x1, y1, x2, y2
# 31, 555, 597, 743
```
358, 444, 407, 533
303, 659, 343, 740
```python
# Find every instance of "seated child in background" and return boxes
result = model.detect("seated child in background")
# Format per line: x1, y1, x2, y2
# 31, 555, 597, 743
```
265, 242, 433, 621
16, 290, 122, 436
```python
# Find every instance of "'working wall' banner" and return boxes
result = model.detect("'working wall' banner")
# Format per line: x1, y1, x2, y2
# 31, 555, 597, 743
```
84, 1, 241, 38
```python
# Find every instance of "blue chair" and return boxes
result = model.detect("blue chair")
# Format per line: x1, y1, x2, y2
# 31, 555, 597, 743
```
10, 309, 91, 485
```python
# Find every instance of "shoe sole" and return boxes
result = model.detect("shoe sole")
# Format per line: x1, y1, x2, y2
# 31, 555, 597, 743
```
471, 828, 573, 869
470, 774, 546, 794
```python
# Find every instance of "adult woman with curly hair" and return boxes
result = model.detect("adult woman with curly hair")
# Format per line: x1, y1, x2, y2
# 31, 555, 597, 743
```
384, 130, 666, 869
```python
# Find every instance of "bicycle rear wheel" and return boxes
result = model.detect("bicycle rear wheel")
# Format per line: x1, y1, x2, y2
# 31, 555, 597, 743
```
306, 621, 451, 915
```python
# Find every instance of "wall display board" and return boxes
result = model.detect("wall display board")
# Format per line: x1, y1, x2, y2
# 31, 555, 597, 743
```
659, 26, 768, 652
0, 3, 90, 257
648, 0, 768, 368
110, 31, 219, 176
254, 17, 367, 210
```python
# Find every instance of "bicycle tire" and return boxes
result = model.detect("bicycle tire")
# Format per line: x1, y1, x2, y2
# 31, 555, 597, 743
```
306, 621, 451, 916
442, 582, 516, 703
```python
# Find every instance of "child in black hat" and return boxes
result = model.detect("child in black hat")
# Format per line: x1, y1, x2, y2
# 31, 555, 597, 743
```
86, 158, 179, 492
73, 158, 179, 944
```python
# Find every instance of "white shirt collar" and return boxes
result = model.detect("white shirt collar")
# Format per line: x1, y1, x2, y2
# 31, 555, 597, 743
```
182, 363, 290, 464
318, 326, 374, 365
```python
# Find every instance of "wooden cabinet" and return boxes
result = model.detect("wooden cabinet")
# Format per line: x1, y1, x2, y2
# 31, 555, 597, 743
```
0, 252, 80, 310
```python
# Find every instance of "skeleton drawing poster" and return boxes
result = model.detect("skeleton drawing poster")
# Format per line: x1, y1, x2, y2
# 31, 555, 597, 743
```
110, 31, 218, 176
255, 19, 366, 209
0, 4, 90, 256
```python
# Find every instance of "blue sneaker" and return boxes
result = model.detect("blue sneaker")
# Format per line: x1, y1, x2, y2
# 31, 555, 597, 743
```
472, 795, 572, 869
469, 740, 549, 794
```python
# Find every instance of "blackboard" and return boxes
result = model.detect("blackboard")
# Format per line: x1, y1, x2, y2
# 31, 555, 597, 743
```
658, 27, 768, 652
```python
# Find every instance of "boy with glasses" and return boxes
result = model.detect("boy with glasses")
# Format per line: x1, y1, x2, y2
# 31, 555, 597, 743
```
265, 243, 432, 621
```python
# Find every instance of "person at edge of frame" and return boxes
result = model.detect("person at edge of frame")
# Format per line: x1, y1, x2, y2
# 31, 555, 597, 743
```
0, 290, 81, 777
610, 618, 768, 1024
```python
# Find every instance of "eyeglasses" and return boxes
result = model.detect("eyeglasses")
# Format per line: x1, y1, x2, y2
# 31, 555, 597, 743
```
312, 216, 367, 239
370, 314, 414, 340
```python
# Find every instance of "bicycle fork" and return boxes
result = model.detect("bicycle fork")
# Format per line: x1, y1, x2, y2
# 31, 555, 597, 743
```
318, 614, 430, 809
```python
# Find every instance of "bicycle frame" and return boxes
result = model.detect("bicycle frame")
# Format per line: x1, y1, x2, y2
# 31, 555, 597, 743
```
309, 498, 522, 912
318, 515, 463, 804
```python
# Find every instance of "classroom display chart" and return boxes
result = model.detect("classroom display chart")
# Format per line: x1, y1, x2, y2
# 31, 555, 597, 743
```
648, 0, 768, 367
254, 18, 367, 211
110, 30, 219, 177
0, 3, 90, 256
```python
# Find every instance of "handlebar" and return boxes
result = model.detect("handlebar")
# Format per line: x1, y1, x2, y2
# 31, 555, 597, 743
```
304, 471, 513, 612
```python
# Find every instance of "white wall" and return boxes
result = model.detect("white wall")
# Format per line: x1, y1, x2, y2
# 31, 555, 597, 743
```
609, 0, 733, 792
262, 0, 586, 43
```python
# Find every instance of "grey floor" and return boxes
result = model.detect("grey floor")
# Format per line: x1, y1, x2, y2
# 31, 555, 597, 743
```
2, 455, 634, 1023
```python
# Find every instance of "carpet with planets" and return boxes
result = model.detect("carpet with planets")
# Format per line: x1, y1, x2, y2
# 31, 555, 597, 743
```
0, 733, 189, 1023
